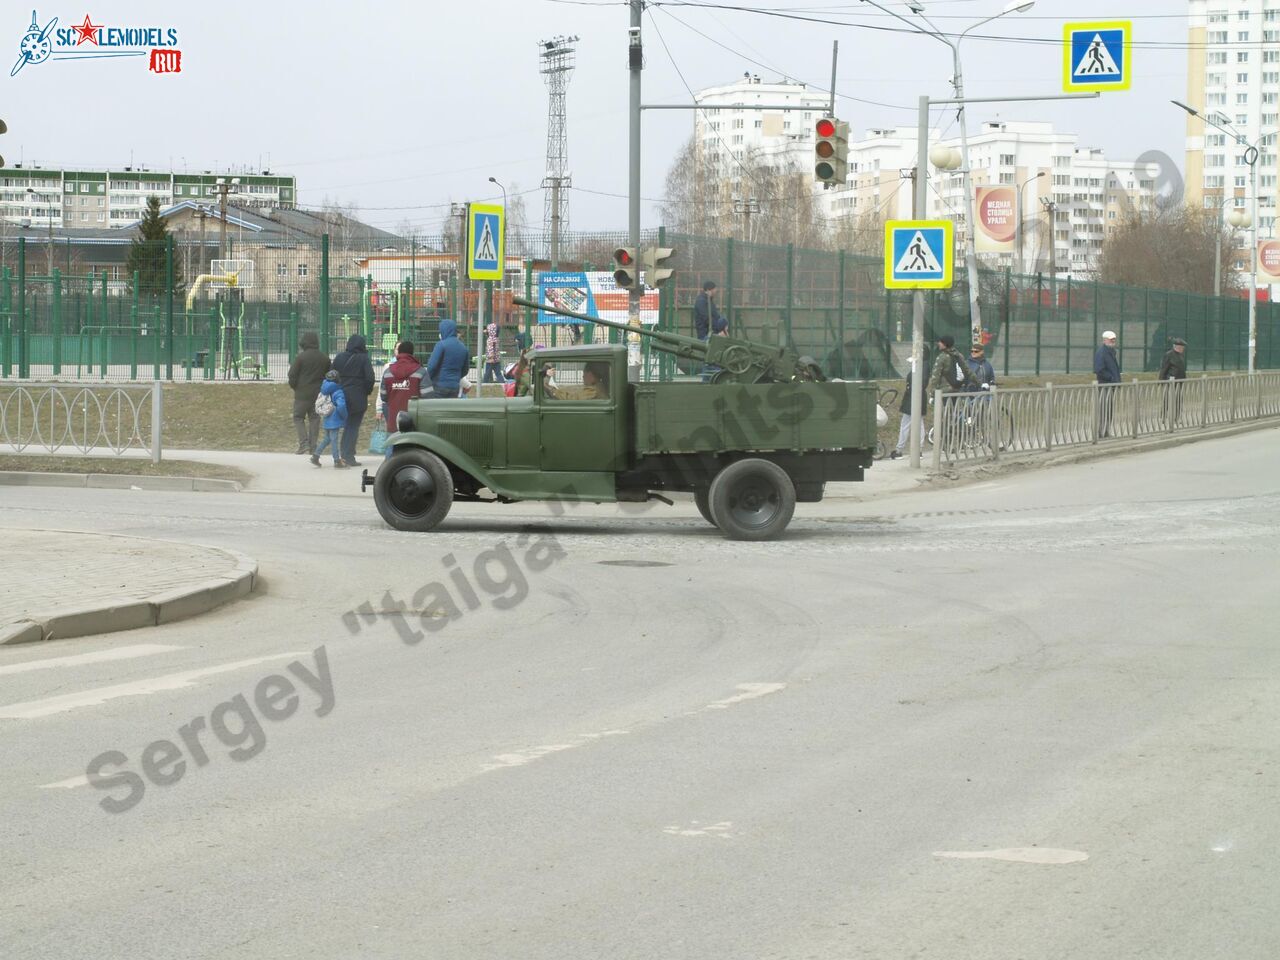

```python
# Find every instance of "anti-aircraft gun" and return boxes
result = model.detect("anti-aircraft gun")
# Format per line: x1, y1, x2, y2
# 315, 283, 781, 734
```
511, 296, 826, 384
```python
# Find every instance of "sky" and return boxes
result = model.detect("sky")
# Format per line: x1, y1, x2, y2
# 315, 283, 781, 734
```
3, 1, 1193, 234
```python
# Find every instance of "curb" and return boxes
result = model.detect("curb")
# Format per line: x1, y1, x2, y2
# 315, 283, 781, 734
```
0, 472, 242, 492
1, 539, 258, 646
928, 418, 1280, 482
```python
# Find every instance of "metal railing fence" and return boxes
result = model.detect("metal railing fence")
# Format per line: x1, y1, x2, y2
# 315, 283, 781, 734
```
0, 381, 161, 462
931, 372, 1280, 468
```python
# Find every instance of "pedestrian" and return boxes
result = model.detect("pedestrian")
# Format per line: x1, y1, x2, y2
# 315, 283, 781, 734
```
1159, 336, 1188, 424
927, 334, 978, 396
1094, 329, 1121, 437
966, 341, 996, 391
693, 280, 727, 341
891, 353, 929, 459
426, 318, 471, 398
286, 331, 329, 456
330, 334, 375, 467
482, 322, 503, 383
311, 371, 348, 468
380, 340, 431, 431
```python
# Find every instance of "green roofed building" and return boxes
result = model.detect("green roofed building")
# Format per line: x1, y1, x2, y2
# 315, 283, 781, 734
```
0, 165, 296, 230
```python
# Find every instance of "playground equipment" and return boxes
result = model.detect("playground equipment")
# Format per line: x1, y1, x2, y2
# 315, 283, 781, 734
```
182, 260, 268, 380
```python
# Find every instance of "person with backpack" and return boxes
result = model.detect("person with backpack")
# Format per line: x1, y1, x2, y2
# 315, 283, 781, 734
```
286, 331, 329, 456
927, 334, 979, 397
310, 371, 348, 468
330, 334, 375, 467
426, 318, 471, 398
380, 341, 431, 431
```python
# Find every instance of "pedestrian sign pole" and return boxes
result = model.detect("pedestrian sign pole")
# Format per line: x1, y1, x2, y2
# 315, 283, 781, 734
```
468, 203, 505, 395
1063, 21, 1131, 93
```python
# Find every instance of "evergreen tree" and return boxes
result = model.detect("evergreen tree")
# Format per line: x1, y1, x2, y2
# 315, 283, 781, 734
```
126, 196, 181, 296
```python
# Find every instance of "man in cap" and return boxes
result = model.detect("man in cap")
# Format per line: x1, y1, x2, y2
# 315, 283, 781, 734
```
927, 334, 978, 397
1094, 330, 1121, 437
1159, 337, 1188, 424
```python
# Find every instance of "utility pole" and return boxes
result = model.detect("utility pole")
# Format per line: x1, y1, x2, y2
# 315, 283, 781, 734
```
1040, 198, 1058, 304
627, 0, 643, 380
214, 177, 238, 261
733, 196, 759, 242
451, 201, 467, 319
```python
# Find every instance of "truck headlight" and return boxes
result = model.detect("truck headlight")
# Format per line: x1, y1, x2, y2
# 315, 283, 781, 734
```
396, 411, 415, 433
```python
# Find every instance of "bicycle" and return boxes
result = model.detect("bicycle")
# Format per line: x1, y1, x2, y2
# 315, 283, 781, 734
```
873, 386, 899, 460
928, 389, 1014, 453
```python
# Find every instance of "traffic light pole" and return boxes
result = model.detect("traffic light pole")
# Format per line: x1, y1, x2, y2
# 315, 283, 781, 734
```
627, 0, 643, 381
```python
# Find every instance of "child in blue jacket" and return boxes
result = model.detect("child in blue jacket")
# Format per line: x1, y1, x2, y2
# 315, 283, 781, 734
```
311, 371, 348, 467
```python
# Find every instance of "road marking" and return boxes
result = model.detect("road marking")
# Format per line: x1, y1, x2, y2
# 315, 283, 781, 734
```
0, 644, 182, 678
664, 820, 735, 839
0, 653, 307, 720
934, 847, 1089, 864
700, 682, 787, 711
480, 730, 628, 773
38, 775, 90, 790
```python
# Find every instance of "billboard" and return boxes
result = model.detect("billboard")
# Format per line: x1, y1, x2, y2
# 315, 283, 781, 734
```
1258, 239, 1280, 285
537, 271, 658, 325
975, 186, 1017, 254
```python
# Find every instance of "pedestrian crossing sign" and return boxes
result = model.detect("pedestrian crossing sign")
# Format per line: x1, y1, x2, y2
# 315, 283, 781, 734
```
884, 220, 953, 290
1064, 21, 1131, 93
467, 203, 505, 281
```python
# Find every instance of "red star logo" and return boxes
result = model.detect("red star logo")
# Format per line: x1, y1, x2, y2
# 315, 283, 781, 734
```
72, 14, 101, 45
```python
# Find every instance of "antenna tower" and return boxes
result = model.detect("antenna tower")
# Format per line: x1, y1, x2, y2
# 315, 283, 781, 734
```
539, 35, 578, 264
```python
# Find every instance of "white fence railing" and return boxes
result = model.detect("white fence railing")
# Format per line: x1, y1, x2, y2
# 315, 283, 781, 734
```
932, 373, 1280, 468
0, 382, 162, 463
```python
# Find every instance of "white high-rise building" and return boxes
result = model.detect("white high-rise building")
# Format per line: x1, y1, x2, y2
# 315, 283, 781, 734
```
820, 120, 1157, 277
1185, 0, 1280, 280
692, 74, 831, 184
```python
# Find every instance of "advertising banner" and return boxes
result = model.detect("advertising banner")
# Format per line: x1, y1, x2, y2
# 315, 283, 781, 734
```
975, 186, 1017, 254
1258, 239, 1280, 285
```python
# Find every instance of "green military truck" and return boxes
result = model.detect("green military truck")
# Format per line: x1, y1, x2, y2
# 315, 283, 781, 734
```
363, 299, 878, 540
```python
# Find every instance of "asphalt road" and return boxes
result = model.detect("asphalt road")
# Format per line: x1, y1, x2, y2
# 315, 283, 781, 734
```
3, 432, 1279, 960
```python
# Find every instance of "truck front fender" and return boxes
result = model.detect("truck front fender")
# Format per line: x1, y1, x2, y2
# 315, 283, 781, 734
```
385, 431, 517, 499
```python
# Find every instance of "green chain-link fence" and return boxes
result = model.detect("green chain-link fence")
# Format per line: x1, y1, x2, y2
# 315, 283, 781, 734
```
1, 230, 1275, 382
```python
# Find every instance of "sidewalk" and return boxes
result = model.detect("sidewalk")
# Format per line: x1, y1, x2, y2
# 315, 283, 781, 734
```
1, 529, 257, 645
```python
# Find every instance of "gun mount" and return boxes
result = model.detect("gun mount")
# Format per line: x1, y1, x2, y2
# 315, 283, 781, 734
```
512, 296, 825, 384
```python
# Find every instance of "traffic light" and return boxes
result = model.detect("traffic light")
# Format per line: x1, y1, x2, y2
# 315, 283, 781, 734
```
641, 246, 676, 288
814, 116, 848, 186
613, 246, 638, 289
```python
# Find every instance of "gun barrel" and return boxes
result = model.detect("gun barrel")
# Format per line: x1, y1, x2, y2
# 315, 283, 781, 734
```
511, 296, 702, 349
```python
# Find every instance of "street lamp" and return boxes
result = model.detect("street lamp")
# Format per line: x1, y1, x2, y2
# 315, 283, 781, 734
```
487, 175, 507, 208
1208, 190, 1251, 298
25, 186, 54, 274
1173, 99, 1271, 373
861, 0, 1037, 342
1015, 171, 1046, 274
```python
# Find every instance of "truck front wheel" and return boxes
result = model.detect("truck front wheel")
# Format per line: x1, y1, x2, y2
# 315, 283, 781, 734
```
707, 459, 796, 541
374, 449, 455, 532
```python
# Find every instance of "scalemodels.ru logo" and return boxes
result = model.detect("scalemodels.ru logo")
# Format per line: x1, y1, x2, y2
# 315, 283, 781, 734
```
11, 9, 182, 77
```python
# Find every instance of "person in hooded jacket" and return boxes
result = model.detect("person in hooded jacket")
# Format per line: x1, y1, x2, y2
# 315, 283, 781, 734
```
311, 371, 348, 468
287, 331, 329, 455
426, 318, 471, 398
482, 322, 502, 383
380, 341, 431, 430
331, 333, 375, 466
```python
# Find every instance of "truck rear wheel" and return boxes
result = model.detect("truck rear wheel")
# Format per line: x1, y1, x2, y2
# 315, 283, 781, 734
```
374, 449, 454, 532
707, 458, 796, 541
693, 489, 716, 527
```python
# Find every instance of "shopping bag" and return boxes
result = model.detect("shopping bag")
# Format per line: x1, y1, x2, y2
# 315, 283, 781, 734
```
369, 426, 388, 455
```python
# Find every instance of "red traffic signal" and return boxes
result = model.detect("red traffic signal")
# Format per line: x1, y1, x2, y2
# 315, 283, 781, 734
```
816, 118, 835, 139
613, 247, 639, 289
814, 116, 848, 186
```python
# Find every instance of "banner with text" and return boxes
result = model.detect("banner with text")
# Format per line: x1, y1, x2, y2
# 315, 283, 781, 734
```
1259, 239, 1280, 285
975, 186, 1017, 254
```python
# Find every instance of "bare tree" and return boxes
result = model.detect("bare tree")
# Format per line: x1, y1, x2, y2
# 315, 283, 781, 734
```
1098, 204, 1242, 295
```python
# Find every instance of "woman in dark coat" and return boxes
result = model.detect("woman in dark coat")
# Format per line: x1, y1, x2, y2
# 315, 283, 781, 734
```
330, 334, 375, 466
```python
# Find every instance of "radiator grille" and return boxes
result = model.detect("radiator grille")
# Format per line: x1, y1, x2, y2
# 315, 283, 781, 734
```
436, 420, 494, 461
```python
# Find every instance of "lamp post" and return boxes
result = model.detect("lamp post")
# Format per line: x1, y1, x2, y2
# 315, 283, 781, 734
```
1210, 191, 1250, 298
1173, 100, 1269, 373
25, 186, 53, 274
1015, 171, 1046, 274
861, 0, 1038, 342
